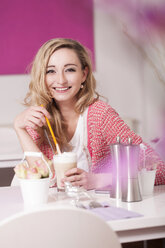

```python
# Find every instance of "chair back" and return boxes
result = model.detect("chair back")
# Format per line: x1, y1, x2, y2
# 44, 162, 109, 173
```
0, 206, 121, 248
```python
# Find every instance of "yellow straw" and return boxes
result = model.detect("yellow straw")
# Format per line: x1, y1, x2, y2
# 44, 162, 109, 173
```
41, 105, 61, 154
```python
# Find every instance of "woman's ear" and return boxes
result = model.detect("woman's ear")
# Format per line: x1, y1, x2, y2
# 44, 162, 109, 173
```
82, 66, 88, 82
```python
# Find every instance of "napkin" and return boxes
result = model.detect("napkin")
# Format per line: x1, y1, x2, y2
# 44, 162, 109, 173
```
88, 202, 143, 221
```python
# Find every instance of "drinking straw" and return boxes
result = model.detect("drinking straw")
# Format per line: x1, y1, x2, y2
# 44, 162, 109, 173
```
44, 128, 55, 155
41, 105, 61, 154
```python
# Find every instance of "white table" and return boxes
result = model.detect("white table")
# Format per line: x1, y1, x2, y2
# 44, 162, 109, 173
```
105, 185, 165, 243
0, 185, 165, 244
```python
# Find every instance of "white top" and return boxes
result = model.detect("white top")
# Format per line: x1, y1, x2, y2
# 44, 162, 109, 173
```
69, 108, 89, 172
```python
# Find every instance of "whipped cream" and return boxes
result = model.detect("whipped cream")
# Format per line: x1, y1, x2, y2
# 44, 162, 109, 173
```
53, 152, 77, 163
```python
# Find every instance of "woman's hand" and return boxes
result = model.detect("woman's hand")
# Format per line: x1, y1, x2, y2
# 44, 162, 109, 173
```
61, 168, 113, 190
14, 106, 51, 130
61, 168, 97, 190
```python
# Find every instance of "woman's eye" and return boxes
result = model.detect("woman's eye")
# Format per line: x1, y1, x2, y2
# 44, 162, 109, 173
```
65, 68, 76, 72
46, 69, 55, 74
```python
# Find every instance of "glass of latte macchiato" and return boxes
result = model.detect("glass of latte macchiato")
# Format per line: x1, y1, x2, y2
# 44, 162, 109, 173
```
53, 152, 77, 191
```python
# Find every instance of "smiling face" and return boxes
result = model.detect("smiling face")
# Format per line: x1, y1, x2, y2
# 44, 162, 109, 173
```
45, 48, 88, 106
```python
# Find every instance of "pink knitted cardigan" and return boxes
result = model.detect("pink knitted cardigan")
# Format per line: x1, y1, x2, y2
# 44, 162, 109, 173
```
27, 100, 165, 185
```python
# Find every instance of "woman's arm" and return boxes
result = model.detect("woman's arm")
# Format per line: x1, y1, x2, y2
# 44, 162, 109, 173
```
14, 106, 51, 166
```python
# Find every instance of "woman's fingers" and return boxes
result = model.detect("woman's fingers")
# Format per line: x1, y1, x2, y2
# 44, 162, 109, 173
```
64, 167, 83, 177
31, 114, 46, 127
28, 106, 52, 127
24, 115, 44, 128
14, 105, 52, 129
71, 177, 88, 188
29, 106, 51, 122
64, 174, 82, 183
61, 177, 86, 188
26, 117, 43, 129
31, 106, 51, 119
62, 169, 88, 188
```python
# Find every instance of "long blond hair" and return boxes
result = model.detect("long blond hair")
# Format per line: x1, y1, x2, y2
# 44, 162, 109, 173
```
25, 38, 100, 151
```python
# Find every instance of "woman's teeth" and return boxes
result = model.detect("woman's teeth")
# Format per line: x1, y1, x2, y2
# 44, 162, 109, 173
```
54, 87, 71, 91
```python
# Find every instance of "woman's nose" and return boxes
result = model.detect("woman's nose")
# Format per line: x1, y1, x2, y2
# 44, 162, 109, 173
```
57, 72, 67, 85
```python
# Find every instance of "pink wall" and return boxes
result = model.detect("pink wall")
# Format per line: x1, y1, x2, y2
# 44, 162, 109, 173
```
0, 0, 94, 74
